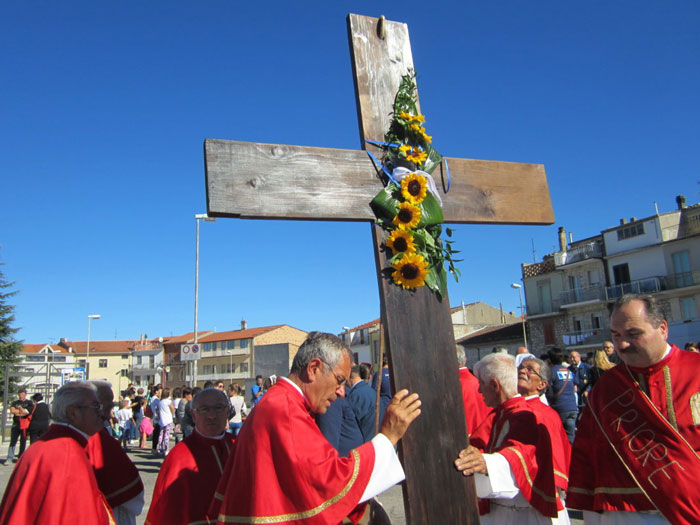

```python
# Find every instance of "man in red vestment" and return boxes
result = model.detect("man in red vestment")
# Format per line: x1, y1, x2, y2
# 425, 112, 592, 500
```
212, 331, 421, 525
0, 381, 115, 524
517, 356, 571, 494
456, 347, 490, 435
87, 381, 144, 525
455, 353, 570, 524
146, 387, 235, 525
568, 294, 700, 524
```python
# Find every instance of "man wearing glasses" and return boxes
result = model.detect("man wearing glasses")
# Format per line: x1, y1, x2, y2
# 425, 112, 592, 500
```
455, 353, 571, 524
147, 387, 234, 525
212, 331, 421, 525
0, 381, 115, 523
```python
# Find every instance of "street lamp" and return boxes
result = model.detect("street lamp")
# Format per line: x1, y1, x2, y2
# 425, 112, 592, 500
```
510, 284, 527, 349
86, 314, 101, 379
194, 213, 217, 386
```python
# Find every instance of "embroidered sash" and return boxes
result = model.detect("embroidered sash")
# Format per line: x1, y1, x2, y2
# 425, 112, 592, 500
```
588, 365, 700, 524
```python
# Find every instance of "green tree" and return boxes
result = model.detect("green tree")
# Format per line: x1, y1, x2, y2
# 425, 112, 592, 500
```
0, 261, 22, 398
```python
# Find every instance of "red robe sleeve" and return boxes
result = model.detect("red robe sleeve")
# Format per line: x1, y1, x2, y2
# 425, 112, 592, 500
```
459, 368, 490, 435
87, 427, 144, 508
0, 425, 115, 525
146, 432, 234, 525
215, 380, 376, 525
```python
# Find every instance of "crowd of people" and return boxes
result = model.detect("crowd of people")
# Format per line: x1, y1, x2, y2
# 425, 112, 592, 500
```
0, 293, 698, 524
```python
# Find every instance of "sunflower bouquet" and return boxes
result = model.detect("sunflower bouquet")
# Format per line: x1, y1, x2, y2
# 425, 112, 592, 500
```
369, 71, 461, 299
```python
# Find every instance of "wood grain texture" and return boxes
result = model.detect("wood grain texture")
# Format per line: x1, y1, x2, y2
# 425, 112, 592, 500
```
350, 14, 481, 525
205, 139, 554, 224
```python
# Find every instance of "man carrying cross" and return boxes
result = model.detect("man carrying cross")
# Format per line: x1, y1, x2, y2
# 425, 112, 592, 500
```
211, 332, 421, 524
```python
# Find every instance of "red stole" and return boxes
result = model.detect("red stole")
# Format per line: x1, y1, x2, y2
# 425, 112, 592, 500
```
459, 368, 490, 435
525, 396, 571, 491
146, 430, 234, 525
0, 425, 115, 524
474, 396, 562, 518
87, 427, 144, 508
584, 346, 700, 524
212, 379, 375, 524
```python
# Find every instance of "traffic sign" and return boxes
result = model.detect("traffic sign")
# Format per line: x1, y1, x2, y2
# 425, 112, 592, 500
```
180, 343, 201, 361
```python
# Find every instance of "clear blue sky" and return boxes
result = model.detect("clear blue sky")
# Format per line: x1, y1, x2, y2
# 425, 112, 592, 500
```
2, 1, 698, 345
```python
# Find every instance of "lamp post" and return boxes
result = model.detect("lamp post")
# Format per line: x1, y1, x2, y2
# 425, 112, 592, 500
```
86, 314, 101, 379
194, 213, 216, 386
510, 284, 527, 348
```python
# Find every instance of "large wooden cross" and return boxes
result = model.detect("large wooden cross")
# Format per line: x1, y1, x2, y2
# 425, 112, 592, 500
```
204, 14, 553, 524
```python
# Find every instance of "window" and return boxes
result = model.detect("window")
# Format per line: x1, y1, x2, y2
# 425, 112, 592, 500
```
240, 362, 249, 373
135, 375, 141, 384
203, 343, 212, 351
121, 354, 128, 359
538, 280, 553, 313
617, 222, 644, 240
231, 362, 237, 373
120, 369, 128, 377
672, 251, 692, 287
240, 339, 249, 349
51, 355, 67, 363
203, 365, 212, 374
99, 359, 108, 368
543, 321, 555, 345
613, 263, 631, 284
26, 355, 45, 362
588, 270, 600, 286
591, 314, 602, 329
681, 298, 696, 320
78, 359, 87, 368
227, 340, 235, 350
136, 356, 142, 365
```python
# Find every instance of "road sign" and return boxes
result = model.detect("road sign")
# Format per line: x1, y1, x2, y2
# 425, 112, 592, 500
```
180, 344, 201, 361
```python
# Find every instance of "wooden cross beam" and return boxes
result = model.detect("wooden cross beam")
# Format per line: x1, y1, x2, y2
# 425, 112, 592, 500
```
205, 14, 553, 524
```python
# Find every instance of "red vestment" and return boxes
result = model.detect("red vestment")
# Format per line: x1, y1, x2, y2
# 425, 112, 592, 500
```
525, 396, 571, 491
470, 396, 563, 518
87, 427, 144, 509
145, 430, 234, 525
568, 345, 700, 523
212, 379, 375, 524
0, 424, 115, 524
458, 367, 490, 435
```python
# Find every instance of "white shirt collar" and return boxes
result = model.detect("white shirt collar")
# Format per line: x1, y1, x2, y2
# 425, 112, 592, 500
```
194, 427, 226, 440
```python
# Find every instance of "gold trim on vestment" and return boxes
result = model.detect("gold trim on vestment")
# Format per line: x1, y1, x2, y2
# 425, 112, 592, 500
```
211, 444, 224, 475
553, 469, 568, 481
105, 475, 141, 500
218, 449, 362, 523
502, 446, 558, 504
690, 393, 700, 425
663, 366, 678, 431
103, 499, 116, 525
568, 486, 643, 496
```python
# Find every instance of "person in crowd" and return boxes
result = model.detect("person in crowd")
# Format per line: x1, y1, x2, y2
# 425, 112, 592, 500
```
456, 347, 490, 435
87, 381, 145, 525
156, 388, 175, 457
454, 353, 570, 524
211, 331, 421, 524
116, 398, 136, 450
4, 387, 34, 463
545, 347, 578, 443
568, 294, 700, 523
251, 375, 264, 406
146, 388, 235, 525
227, 384, 247, 436
28, 392, 51, 444
589, 346, 616, 387
0, 382, 115, 523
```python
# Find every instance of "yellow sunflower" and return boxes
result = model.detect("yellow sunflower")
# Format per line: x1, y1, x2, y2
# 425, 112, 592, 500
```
406, 148, 428, 165
400, 172, 427, 205
399, 110, 412, 120
421, 129, 432, 143
386, 229, 416, 256
410, 123, 422, 132
392, 202, 421, 230
412, 114, 426, 123
392, 253, 429, 289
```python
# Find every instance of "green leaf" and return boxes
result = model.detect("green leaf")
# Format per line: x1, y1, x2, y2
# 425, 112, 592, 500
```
421, 144, 443, 175
370, 186, 400, 221
418, 193, 444, 227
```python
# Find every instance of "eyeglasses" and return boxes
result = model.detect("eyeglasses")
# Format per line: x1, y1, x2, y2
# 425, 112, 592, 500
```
328, 367, 347, 387
75, 403, 101, 412
518, 364, 544, 381
194, 405, 229, 415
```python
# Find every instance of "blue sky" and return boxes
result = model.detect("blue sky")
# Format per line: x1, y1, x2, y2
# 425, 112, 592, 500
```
1, 1, 698, 345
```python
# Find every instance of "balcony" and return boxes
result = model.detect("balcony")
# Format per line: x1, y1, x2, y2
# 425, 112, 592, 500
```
563, 328, 608, 347
560, 284, 606, 306
664, 270, 700, 290
526, 298, 562, 316
554, 242, 603, 266
606, 277, 663, 300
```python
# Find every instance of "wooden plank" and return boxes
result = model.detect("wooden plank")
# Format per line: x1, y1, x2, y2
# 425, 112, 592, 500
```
349, 14, 481, 525
205, 138, 554, 224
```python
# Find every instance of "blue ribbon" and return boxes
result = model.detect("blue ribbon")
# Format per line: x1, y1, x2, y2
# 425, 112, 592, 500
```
365, 139, 402, 149
444, 158, 451, 193
365, 150, 398, 185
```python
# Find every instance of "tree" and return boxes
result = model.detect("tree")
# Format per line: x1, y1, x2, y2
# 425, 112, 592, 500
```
0, 260, 22, 398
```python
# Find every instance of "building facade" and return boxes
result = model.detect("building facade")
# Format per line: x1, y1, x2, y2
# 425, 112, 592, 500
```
521, 195, 700, 353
